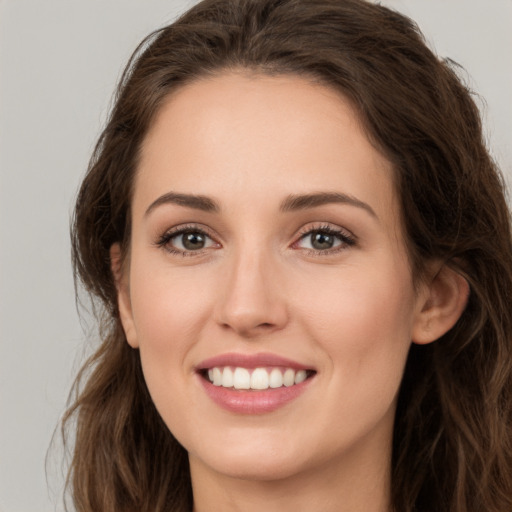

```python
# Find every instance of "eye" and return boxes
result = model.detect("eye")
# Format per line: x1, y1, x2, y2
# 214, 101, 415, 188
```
173, 231, 212, 251
294, 225, 356, 253
156, 225, 219, 255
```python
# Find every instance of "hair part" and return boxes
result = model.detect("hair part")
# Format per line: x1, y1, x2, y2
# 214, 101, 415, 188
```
65, 1, 512, 511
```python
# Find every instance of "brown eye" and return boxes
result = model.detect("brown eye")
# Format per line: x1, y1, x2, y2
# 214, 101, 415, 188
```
294, 226, 356, 254
298, 230, 343, 251
310, 231, 336, 250
179, 231, 207, 250
157, 227, 218, 255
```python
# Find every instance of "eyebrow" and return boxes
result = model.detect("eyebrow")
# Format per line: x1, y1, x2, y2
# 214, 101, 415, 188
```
145, 192, 220, 216
280, 192, 377, 218
145, 190, 376, 219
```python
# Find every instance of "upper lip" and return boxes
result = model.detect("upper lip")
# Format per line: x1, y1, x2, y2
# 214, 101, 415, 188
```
196, 352, 314, 371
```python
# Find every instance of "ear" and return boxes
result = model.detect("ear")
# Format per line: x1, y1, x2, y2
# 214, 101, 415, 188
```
412, 265, 469, 345
110, 243, 139, 348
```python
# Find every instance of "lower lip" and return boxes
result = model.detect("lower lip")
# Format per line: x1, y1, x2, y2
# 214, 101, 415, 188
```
198, 374, 313, 414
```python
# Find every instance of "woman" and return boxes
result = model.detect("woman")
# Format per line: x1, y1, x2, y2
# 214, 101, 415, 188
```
64, 0, 512, 510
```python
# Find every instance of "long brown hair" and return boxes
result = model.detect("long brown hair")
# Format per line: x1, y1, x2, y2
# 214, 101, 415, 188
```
65, 0, 512, 510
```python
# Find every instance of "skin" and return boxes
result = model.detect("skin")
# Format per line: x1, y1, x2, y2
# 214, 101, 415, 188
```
113, 72, 468, 512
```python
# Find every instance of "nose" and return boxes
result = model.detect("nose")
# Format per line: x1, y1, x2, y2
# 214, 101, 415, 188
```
214, 248, 289, 338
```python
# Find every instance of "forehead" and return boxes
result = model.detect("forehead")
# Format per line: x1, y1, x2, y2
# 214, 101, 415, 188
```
135, 72, 398, 224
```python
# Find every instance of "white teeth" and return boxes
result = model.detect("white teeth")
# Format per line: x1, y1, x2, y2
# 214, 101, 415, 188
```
251, 368, 269, 390
269, 368, 283, 388
222, 367, 234, 388
295, 370, 307, 384
206, 366, 311, 390
283, 368, 295, 387
233, 367, 251, 390
212, 367, 223, 386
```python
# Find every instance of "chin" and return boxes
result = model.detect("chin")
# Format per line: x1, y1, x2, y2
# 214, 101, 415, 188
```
187, 430, 314, 482
195, 451, 308, 482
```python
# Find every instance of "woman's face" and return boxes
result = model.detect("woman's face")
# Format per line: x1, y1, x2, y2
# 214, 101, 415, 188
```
117, 73, 430, 482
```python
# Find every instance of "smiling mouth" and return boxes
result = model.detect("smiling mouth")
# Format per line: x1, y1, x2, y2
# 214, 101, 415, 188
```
200, 366, 316, 391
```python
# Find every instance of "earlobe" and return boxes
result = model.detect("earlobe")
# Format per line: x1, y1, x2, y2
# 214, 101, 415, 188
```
110, 243, 139, 349
412, 265, 470, 345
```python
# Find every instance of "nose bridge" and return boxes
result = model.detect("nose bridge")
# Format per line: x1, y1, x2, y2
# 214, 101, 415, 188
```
216, 241, 288, 336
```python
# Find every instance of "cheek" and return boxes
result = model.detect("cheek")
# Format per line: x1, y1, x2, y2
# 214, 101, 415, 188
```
303, 256, 414, 315
127, 264, 216, 426
126, 262, 214, 415
296, 262, 416, 388
291, 266, 415, 446
129, 261, 214, 351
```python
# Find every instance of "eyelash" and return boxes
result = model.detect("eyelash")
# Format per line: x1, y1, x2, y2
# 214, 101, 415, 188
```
155, 223, 356, 257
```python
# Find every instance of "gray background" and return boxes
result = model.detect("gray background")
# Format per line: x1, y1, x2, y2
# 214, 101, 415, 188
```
0, 1, 510, 511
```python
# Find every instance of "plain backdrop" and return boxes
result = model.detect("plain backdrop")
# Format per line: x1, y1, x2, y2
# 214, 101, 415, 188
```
0, 1, 510, 511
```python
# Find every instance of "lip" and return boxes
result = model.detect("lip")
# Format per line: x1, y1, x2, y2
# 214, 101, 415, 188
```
198, 376, 313, 414
195, 352, 315, 414
196, 352, 313, 371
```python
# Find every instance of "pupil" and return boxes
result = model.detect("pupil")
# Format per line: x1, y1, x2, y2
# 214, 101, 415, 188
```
182, 232, 205, 250
311, 232, 333, 250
